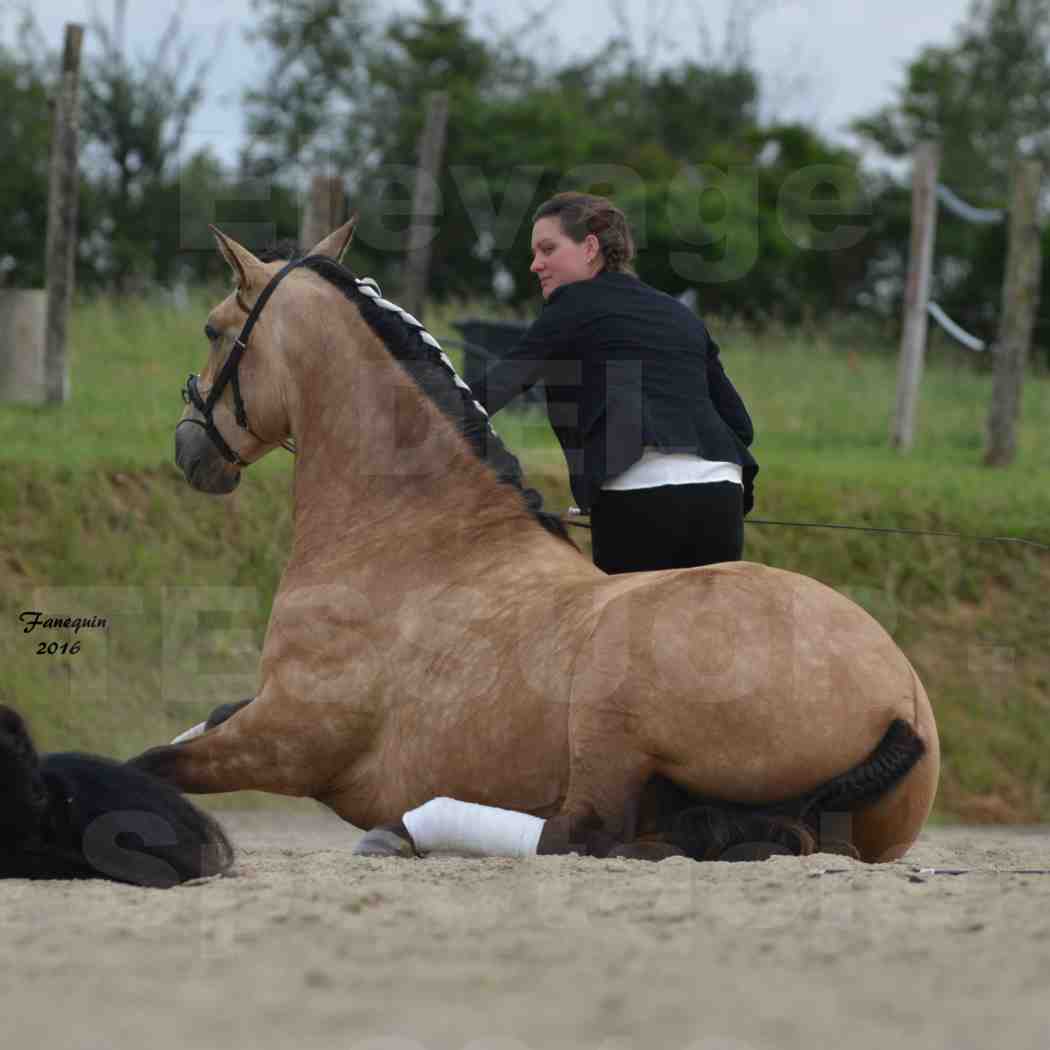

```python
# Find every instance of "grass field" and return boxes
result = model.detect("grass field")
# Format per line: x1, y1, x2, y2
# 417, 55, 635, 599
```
1, 287, 1048, 821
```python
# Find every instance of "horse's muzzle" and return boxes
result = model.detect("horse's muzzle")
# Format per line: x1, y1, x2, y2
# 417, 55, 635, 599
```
175, 419, 241, 494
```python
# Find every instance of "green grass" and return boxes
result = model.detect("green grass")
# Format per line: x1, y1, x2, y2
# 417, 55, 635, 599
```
1, 290, 1048, 820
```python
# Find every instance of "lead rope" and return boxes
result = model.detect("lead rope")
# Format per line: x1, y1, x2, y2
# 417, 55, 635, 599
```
560, 509, 1049, 551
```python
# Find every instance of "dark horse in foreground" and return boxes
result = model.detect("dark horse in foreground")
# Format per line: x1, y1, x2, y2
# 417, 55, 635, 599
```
130, 220, 939, 863
0, 706, 232, 886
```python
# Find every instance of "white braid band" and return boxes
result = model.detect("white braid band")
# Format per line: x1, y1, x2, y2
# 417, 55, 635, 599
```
402, 797, 545, 857
352, 276, 497, 428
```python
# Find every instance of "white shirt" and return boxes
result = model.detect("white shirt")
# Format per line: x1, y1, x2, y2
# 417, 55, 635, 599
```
601, 447, 743, 492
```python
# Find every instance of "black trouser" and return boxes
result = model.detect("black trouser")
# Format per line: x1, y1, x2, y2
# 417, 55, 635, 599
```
590, 481, 744, 574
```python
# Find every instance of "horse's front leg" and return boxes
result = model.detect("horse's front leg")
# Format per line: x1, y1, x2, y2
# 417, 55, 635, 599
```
351, 797, 684, 860
169, 697, 255, 744
352, 797, 545, 858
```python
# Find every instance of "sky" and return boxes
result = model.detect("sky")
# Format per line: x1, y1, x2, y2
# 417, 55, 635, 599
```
3, 0, 976, 166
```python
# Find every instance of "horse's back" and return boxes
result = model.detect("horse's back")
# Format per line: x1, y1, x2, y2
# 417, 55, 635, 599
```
583, 561, 937, 811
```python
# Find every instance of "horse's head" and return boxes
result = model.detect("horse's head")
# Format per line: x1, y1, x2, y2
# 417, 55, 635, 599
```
175, 220, 357, 493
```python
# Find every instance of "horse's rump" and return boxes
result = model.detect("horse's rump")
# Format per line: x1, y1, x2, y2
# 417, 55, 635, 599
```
579, 561, 927, 805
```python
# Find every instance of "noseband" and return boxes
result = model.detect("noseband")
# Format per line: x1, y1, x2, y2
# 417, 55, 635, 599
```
182, 256, 309, 466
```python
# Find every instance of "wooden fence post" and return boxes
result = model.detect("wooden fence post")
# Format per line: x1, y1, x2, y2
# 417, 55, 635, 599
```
402, 92, 449, 322
44, 23, 84, 404
299, 174, 346, 253
891, 142, 941, 451
984, 158, 1043, 467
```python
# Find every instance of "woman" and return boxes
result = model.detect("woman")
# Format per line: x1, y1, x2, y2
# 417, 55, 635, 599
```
475, 192, 757, 574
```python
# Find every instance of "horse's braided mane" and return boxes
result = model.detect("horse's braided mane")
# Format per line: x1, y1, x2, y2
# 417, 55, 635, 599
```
257, 245, 569, 543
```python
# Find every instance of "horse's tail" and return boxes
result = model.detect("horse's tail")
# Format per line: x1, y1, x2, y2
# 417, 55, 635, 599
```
794, 718, 927, 818
664, 719, 927, 862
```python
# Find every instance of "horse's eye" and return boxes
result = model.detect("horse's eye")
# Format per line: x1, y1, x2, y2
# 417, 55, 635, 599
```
204, 323, 220, 342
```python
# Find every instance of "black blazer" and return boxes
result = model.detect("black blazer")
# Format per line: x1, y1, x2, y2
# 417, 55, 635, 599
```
474, 271, 758, 513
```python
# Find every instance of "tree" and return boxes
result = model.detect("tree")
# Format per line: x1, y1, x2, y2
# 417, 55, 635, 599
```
0, 30, 52, 287
352, 0, 529, 298
242, 0, 377, 180
854, 0, 1050, 196
0, 4, 295, 293
80, 7, 215, 291
240, 0, 873, 319
852, 0, 1050, 349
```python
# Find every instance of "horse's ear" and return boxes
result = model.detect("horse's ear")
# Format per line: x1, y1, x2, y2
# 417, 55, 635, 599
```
307, 215, 358, 263
210, 226, 267, 292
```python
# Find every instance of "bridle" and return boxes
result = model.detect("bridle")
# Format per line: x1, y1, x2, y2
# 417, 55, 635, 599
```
181, 256, 309, 466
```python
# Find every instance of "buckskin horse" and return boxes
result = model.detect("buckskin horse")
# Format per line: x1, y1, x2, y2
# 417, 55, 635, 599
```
131, 220, 939, 863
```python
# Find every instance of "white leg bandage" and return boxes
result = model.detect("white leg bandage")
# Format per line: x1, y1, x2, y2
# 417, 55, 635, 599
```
401, 797, 545, 857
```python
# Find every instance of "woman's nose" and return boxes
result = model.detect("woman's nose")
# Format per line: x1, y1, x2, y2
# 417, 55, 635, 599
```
530, 256, 542, 273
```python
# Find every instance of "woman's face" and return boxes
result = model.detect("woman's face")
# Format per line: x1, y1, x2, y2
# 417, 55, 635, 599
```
530, 217, 601, 300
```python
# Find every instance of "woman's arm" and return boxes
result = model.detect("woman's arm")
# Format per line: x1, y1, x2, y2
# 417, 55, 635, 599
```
706, 335, 753, 447
472, 287, 586, 415
472, 323, 557, 416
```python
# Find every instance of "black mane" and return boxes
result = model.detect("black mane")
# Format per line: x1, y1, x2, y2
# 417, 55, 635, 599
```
259, 246, 570, 543
0, 705, 233, 886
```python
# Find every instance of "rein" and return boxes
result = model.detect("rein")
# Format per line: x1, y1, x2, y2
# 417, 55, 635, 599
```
182, 257, 308, 465
561, 511, 1050, 552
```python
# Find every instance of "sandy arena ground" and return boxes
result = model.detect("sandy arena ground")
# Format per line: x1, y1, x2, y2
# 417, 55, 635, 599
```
4, 808, 1050, 1050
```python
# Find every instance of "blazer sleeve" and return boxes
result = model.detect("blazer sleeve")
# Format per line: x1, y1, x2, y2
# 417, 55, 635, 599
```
473, 308, 564, 416
706, 335, 754, 448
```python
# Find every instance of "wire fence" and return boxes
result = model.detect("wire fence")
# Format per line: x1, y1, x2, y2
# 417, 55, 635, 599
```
926, 180, 1007, 354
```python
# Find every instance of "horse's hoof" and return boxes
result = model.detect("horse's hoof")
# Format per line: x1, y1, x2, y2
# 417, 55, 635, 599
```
353, 823, 418, 858
606, 841, 687, 862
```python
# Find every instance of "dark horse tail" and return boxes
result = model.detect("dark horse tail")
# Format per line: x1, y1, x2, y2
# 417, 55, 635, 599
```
792, 718, 927, 817
665, 718, 927, 861
0, 705, 233, 887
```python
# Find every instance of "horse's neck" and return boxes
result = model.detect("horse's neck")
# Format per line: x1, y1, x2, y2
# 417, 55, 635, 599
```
282, 295, 533, 570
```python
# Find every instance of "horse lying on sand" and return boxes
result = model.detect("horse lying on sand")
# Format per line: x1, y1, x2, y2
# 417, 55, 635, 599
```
0, 706, 232, 886
131, 220, 940, 863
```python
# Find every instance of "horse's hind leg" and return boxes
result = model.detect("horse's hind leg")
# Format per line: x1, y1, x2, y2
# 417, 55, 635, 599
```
631, 775, 819, 862
538, 668, 673, 852
537, 735, 663, 857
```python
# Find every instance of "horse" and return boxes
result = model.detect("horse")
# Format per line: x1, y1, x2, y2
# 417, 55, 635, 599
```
0, 706, 232, 886
130, 219, 940, 863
